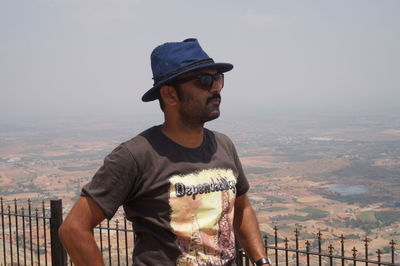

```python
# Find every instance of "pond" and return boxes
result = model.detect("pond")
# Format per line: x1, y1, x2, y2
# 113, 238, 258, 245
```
326, 185, 368, 195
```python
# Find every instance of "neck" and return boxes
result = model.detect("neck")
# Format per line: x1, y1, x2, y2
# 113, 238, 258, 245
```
161, 120, 204, 148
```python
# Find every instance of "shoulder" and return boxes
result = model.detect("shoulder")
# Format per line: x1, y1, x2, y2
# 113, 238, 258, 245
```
206, 128, 234, 145
120, 126, 160, 154
205, 128, 239, 155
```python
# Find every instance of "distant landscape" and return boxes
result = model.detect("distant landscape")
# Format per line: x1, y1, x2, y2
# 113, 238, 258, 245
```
1, 112, 399, 258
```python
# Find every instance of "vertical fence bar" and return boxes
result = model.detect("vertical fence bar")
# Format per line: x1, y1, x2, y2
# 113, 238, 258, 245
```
8, 205, 14, 266
328, 244, 333, 266
317, 231, 322, 266
294, 228, 299, 266
352, 247, 357, 266
377, 249, 381, 266
340, 234, 345, 266
131, 223, 136, 246
99, 221, 103, 256
22, 207, 27, 266
305, 240, 310, 266
264, 234, 269, 259
43, 201, 48, 266
274, 226, 278, 266
36, 208, 41, 266
124, 217, 129, 265
389, 240, 395, 265
29, 199, 33, 266
50, 199, 67, 266
14, 199, 20, 266
116, 220, 120, 266
1, 197, 6, 266
364, 236, 369, 266
107, 219, 112, 266
284, 237, 288, 266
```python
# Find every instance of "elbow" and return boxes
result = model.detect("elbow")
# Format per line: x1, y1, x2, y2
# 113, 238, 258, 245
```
58, 220, 80, 244
58, 222, 70, 244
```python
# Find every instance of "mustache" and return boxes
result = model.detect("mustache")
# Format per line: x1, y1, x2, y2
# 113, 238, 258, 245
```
206, 93, 221, 104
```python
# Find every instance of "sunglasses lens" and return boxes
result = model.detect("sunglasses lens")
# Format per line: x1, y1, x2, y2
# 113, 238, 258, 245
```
173, 73, 224, 90
198, 75, 213, 88
197, 73, 224, 90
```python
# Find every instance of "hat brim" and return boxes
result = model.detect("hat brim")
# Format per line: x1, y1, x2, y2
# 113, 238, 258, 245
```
142, 62, 233, 102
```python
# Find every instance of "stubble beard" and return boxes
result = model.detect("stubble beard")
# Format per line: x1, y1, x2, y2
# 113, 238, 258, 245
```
179, 99, 221, 127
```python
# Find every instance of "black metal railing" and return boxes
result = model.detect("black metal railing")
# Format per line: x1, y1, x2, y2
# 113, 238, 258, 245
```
0, 197, 66, 266
90, 219, 136, 266
1, 197, 399, 266
236, 226, 398, 266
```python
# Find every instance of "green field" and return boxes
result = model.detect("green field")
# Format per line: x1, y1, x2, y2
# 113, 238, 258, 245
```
359, 211, 377, 222
265, 195, 285, 203
262, 206, 288, 212
271, 207, 329, 222
299, 207, 329, 219
375, 210, 400, 226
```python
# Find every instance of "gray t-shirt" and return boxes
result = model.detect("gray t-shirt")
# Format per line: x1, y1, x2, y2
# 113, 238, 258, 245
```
82, 125, 249, 265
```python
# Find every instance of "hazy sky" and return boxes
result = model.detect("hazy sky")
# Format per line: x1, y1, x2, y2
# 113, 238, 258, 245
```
1, 0, 399, 122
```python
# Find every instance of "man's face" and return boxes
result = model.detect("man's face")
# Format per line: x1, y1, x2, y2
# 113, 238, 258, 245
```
173, 68, 224, 126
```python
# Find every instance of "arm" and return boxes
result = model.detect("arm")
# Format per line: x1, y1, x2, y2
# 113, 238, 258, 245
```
233, 193, 268, 264
59, 196, 106, 266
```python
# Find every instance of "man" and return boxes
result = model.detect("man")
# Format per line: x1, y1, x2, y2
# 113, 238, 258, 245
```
59, 38, 271, 266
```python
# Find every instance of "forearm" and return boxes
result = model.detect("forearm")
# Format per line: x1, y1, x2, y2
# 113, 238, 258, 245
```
59, 225, 104, 266
234, 194, 266, 263
59, 196, 107, 266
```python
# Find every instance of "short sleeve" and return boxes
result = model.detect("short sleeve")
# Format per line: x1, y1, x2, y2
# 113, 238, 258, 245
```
231, 143, 249, 196
81, 144, 138, 219
213, 130, 250, 196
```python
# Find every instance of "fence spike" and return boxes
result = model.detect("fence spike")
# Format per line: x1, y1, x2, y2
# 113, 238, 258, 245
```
284, 237, 288, 248
363, 236, 370, 246
328, 244, 334, 255
317, 230, 323, 265
376, 249, 381, 262
364, 236, 370, 264
389, 239, 396, 264
352, 246, 358, 258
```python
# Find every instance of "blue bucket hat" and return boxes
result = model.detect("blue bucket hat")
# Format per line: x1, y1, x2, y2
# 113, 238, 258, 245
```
142, 38, 233, 102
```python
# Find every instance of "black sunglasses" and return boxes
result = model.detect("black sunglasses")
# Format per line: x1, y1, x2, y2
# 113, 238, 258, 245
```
171, 73, 224, 90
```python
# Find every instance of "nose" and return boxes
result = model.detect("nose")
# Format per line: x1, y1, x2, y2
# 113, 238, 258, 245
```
209, 78, 223, 94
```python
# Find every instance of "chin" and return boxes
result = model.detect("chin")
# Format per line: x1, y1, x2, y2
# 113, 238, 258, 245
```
204, 112, 220, 123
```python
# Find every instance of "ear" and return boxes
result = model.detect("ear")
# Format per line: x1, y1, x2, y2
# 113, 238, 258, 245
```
160, 85, 179, 106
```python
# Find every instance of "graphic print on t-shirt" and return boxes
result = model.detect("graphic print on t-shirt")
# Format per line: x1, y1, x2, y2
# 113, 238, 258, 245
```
169, 168, 237, 266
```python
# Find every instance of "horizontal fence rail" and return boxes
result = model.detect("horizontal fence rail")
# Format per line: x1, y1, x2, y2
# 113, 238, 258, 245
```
1, 197, 399, 266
